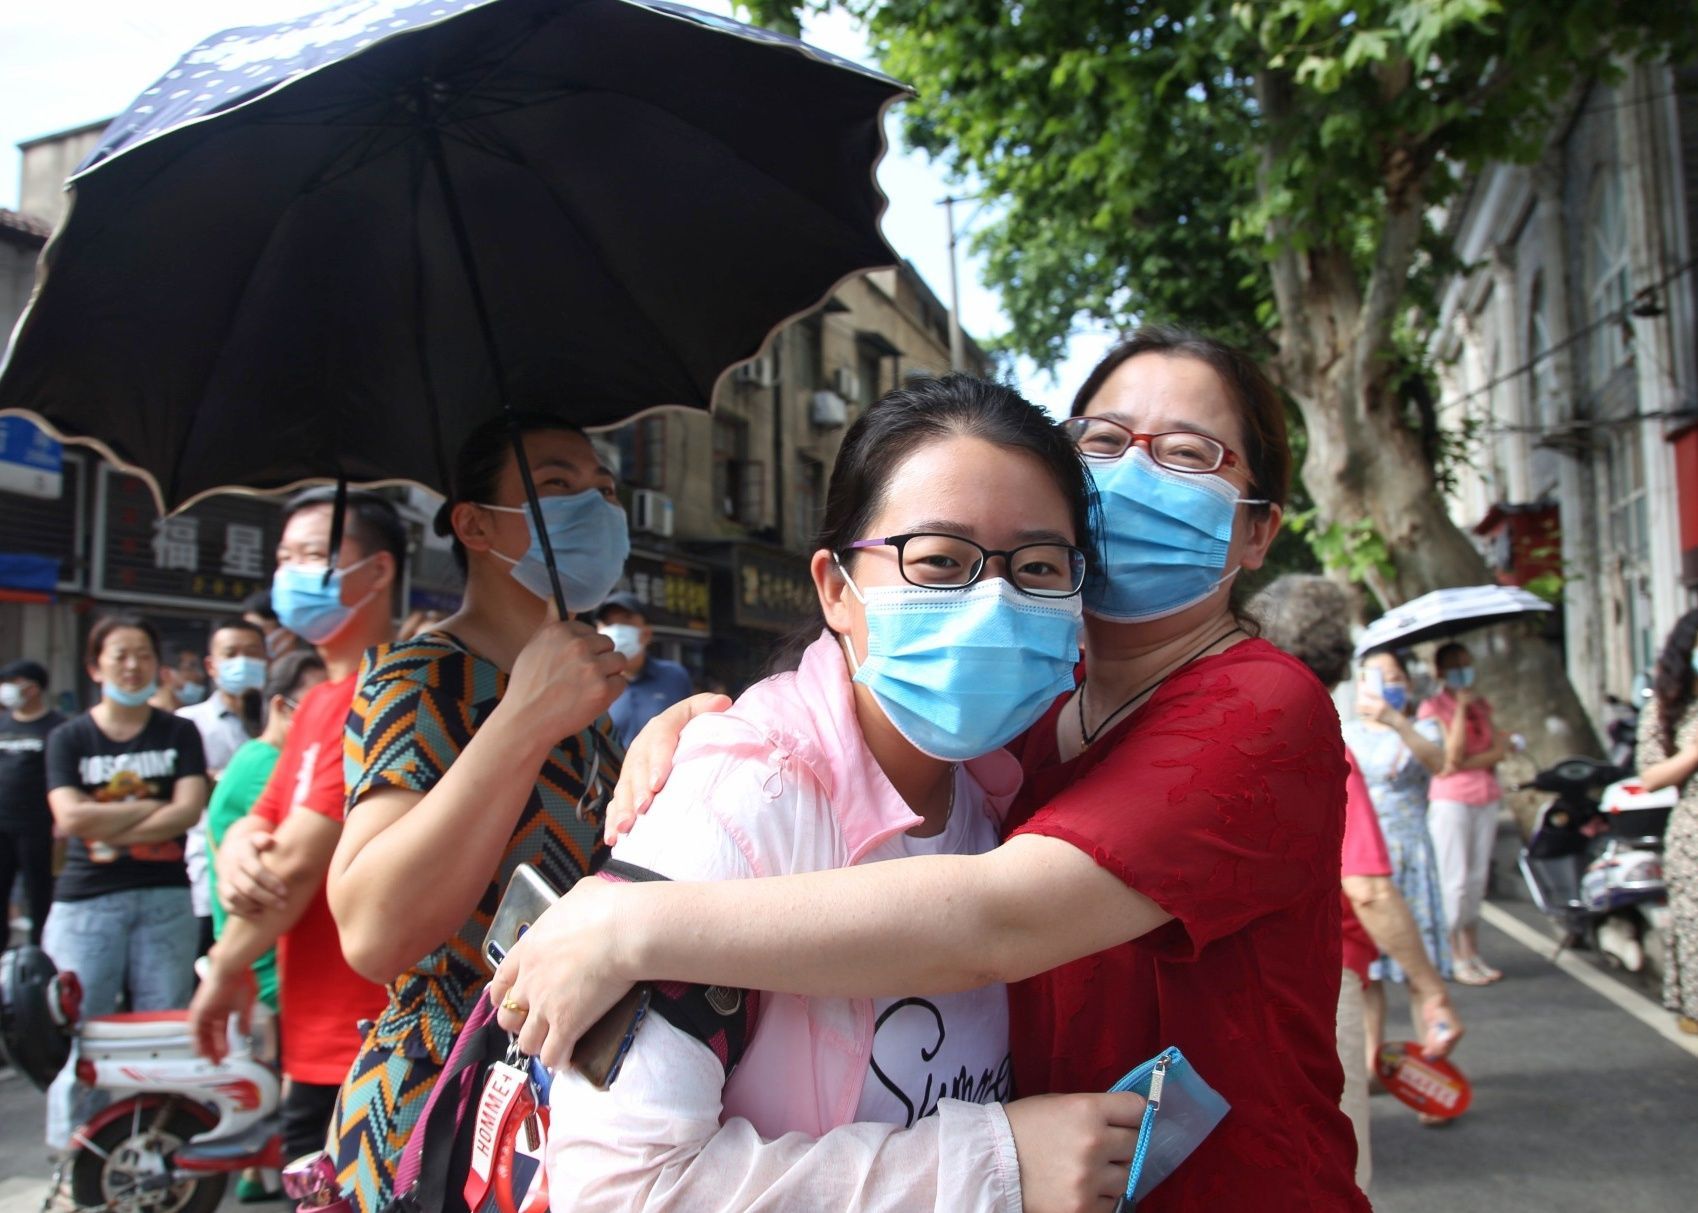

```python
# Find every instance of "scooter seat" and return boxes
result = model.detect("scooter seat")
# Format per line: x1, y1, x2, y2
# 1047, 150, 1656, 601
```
81, 1010, 190, 1040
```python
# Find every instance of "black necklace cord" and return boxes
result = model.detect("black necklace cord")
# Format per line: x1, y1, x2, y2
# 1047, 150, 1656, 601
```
1076, 626, 1246, 749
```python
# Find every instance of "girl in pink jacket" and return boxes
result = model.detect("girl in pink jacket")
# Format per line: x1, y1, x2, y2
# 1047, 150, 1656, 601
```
545, 375, 1141, 1212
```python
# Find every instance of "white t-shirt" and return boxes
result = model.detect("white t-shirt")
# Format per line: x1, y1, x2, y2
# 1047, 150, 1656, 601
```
854, 767, 1012, 1127
177, 695, 250, 917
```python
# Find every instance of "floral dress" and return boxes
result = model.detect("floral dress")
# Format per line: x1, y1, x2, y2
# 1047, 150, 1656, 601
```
1637, 695, 1698, 1020
1341, 717, 1453, 982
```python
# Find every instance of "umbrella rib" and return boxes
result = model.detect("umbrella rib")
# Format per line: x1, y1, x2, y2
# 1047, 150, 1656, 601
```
444, 124, 705, 400
301, 124, 417, 194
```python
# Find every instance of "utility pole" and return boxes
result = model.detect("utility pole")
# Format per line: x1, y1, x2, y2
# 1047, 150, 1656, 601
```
943, 194, 965, 372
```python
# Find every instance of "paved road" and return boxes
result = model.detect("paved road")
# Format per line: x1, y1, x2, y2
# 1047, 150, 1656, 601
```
4, 817, 1696, 1210
1367, 819, 1698, 1211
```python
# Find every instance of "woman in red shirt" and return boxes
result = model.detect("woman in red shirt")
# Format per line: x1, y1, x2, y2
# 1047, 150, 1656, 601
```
492, 332, 1366, 1211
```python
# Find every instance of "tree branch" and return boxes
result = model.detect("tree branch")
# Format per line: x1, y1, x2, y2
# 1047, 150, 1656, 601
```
1252, 68, 1310, 386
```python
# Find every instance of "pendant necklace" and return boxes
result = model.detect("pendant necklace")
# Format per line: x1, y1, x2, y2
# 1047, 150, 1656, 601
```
1077, 625, 1245, 750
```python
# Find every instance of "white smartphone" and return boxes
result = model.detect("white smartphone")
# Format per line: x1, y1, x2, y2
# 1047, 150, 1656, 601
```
1362, 666, 1386, 698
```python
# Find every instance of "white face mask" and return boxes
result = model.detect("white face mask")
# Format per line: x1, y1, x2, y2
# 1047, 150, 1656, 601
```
597, 623, 644, 662
0, 683, 24, 710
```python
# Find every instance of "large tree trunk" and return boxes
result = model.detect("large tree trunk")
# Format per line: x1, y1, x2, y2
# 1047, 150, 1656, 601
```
1251, 67, 1602, 791
1298, 346, 1603, 826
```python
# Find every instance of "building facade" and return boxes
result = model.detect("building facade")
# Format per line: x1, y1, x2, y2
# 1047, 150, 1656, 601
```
1430, 60, 1698, 725
597, 262, 989, 690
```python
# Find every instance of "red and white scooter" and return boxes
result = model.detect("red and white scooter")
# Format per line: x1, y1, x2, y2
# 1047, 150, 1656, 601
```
0, 945, 283, 1213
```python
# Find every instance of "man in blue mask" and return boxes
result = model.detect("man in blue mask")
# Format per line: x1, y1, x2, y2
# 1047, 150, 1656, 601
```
594, 592, 694, 749
189, 488, 405, 1163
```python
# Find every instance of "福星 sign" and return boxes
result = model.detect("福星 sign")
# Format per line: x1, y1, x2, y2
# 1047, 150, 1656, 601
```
93, 466, 281, 609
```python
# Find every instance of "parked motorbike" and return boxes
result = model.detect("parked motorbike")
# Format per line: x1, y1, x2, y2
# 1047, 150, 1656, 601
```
1516, 756, 1673, 972
0, 945, 283, 1213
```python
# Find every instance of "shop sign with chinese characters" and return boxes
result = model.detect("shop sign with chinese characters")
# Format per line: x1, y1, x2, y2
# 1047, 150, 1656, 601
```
732, 544, 815, 633
92, 465, 281, 609
624, 549, 711, 637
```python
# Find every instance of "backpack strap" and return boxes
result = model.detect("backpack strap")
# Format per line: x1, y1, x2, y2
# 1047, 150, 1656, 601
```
598, 859, 760, 1076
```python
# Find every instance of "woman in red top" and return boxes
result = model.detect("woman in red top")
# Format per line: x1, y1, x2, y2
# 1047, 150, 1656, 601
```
491, 332, 1366, 1211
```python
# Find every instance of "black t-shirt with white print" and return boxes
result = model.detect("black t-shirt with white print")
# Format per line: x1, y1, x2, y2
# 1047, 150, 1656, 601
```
45, 709, 206, 902
0, 709, 67, 830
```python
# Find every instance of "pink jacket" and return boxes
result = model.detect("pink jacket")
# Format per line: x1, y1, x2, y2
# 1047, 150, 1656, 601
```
546, 632, 1026, 1211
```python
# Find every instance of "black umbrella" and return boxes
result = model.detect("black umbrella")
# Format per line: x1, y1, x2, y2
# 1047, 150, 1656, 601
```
0, 0, 905, 610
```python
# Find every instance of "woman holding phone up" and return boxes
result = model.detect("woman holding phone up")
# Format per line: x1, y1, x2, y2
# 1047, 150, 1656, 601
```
494, 330, 1367, 1212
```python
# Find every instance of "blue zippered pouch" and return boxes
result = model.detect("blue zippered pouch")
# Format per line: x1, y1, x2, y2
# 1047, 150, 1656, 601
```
1108, 1046, 1231, 1208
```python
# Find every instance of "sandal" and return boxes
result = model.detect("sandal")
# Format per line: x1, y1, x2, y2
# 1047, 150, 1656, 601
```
1453, 957, 1499, 986
1417, 1112, 1454, 1128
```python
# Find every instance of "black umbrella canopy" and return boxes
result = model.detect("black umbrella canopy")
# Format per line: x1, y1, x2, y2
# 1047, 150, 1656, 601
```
0, 0, 907, 512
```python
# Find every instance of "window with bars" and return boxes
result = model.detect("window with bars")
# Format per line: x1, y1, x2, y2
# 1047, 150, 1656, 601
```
795, 455, 826, 543
614, 415, 667, 492
1587, 168, 1632, 386
1605, 432, 1649, 560
1528, 274, 1557, 428
713, 415, 763, 525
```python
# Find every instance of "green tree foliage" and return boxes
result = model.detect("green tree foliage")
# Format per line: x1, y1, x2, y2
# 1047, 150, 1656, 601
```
744, 0, 1692, 607
752, 1, 1686, 360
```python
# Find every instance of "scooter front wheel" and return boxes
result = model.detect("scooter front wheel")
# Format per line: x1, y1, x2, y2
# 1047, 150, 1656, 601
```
69, 1098, 225, 1213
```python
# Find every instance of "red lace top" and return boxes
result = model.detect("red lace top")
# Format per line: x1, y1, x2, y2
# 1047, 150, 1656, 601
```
1006, 639, 1367, 1211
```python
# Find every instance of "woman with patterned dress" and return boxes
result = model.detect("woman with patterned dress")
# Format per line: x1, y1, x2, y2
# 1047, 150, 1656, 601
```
322, 415, 642, 1213
1340, 649, 1452, 1079
1636, 608, 1698, 1036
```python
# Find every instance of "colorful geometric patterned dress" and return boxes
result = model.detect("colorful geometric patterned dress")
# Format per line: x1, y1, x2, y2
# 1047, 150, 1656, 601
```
325, 633, 614, 1213
1340, 716, 1454, 983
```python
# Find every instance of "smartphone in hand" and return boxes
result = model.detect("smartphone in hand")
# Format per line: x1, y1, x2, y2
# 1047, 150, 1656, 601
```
482, 863, 653, 1090
483, 863, 558, 970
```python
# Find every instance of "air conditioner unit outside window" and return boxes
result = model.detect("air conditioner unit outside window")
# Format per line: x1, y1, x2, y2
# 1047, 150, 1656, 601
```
631, 488, 676, 537
733, 353, 778, 388
832, 366, 860, 401
810, 390, 849, 430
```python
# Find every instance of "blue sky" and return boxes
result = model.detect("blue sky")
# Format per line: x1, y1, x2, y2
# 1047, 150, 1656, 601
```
0, 0, 1115, 413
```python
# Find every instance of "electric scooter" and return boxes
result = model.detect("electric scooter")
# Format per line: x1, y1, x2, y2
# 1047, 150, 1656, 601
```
1516, 756, 1671, 970
0, 945, 283, 1213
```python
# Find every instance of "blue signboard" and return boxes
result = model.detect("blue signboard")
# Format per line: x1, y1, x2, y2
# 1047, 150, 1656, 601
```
0, 417, 63, 499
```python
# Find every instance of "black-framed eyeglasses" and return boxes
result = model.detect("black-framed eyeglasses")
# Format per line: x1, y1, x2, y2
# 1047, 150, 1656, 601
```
1061, 416, 1240, 474
841, 532, 1086, 598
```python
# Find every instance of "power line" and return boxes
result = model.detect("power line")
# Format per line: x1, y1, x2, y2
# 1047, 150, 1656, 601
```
1437, 254, 1698, 418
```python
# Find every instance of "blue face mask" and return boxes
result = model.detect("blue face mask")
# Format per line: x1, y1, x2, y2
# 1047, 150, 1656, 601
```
1083, 447, 1265, 623
1381, 683, 1408, 713
176, 680, 209, 706
271, 555, 379, 644
483, 490, 630, 615
1444, 666, 1476, 691
215, 656, 268, 696
839, 568, 1083, 761
104, 680, 158, 708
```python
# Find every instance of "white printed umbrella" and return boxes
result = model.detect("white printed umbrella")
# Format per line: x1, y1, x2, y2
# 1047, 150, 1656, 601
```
1354, 584, 1553, 657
